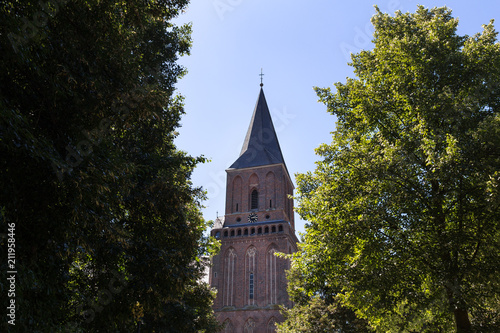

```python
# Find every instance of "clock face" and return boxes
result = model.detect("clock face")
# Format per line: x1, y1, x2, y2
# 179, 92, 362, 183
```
248, 213, 258, 223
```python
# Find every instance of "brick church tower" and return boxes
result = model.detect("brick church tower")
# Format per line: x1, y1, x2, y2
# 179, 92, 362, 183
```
209, 86, 298, 332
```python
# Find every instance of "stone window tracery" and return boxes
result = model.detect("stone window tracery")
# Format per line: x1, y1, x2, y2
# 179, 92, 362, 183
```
246, 246, 257, 305
244, 318, 255, 333
224, 248, 237, 306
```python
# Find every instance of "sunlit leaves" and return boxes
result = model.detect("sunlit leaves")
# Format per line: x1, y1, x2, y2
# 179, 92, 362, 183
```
288, 6, 500, 332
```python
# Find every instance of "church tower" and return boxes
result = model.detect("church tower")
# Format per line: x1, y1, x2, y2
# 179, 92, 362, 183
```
209, 85, 298, 333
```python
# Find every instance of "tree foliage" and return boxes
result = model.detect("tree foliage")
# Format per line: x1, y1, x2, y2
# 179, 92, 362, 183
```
290, 6, 500, 333
277, 254, 371, 333
277, 296, 371, 333
0, 0, 220, 331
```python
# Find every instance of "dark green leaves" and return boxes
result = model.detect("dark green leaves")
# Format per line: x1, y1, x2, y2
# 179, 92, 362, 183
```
0, 0, 219, 331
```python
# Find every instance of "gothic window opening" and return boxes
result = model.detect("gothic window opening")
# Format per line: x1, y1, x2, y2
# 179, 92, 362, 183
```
237, 229, 242, 236
244, 318, 255, 333
265, 227, 269, 233
267, 247, 278, 304
224, 230, 228, 237
244, 228, 248, 235
271, 226, 276, 233
266, 171, 276, 210
279, 225, 283, 232
232, 176, 242, 214
251, 190, 258, 210
251, 228, 255, 235
224, 248, 237, 306
223, 319, 233, 333
246, 247, 257, 305
258, 227, 262, 234
267, 317, 277, 333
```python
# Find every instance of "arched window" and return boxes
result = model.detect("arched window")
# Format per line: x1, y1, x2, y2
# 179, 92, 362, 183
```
271, 226, 276, 233
223, 319, 234, 333
244, 228, 248, 235
251, 228, 255, 235
224, 248, 237, 306
230, 230, 235, 237
258, 227, 262, 234
237, 229, 242, 236
246, 246, 257, 305
224, 230, 228, 237
267, 317, 277, 333
265, 227, 269, 233
232, 176, 242, 213
267, 246, 278, 304
244, 318, 255, 333
278, 225, 283, 232
251, 190, 258, 210
266, 171, 276, 210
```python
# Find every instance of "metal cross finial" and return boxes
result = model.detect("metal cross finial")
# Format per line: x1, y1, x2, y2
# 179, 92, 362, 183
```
259, 68, 264, 87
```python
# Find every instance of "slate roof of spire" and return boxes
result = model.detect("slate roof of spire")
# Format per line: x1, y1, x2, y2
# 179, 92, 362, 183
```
229, 88, 288, 171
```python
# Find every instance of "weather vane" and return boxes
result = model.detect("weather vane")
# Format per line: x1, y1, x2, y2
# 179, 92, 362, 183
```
259, 68, 264, 87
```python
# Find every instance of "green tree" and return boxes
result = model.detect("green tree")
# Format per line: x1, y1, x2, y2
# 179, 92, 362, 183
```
277, 254, 371, 333
277, 296, 371, 333
291, 6, 500, 333
0, 0, 220, 332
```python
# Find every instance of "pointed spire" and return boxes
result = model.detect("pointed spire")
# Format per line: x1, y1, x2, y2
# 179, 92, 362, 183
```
229, 88, 286, 169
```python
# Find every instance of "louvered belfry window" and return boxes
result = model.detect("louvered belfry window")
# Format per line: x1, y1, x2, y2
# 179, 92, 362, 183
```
251, 190, 258, 210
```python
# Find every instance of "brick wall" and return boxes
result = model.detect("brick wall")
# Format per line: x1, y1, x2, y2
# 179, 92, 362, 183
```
210, 163, 298, 332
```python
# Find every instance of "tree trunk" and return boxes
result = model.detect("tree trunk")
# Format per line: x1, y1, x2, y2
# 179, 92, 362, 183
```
445, 279, 472, 332
454, 307, 471, 332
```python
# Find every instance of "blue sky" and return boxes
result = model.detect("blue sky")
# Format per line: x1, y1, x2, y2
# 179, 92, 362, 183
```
173, 0, 498, 237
